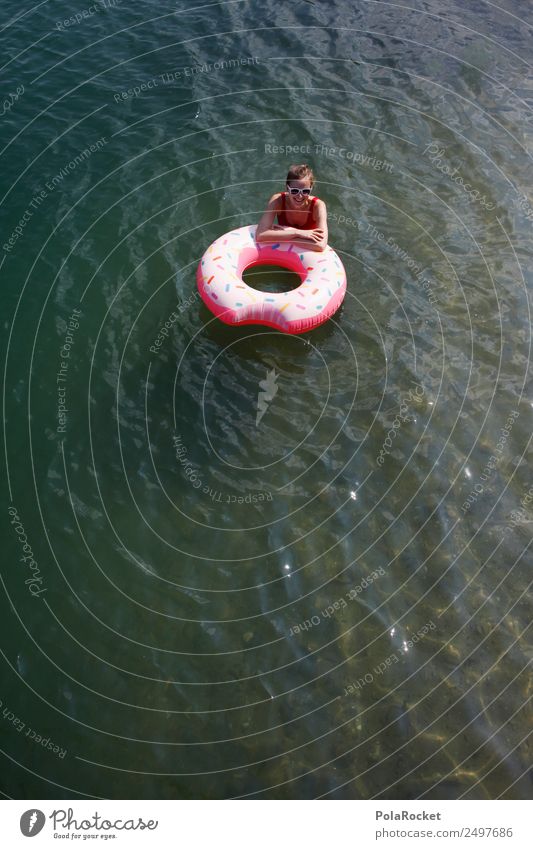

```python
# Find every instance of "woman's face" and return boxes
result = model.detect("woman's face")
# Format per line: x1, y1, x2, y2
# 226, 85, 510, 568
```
286, 176, 313, 208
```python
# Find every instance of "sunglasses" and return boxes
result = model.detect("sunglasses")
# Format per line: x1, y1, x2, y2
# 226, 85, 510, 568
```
286, 185, 312, 196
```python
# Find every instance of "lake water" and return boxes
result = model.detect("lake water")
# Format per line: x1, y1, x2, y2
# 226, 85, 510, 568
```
1, 0, 532, 800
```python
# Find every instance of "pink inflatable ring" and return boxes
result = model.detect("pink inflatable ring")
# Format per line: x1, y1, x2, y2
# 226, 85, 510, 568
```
196, 224, 346, 334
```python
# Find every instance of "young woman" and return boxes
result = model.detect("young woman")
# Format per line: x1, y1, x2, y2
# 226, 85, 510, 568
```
255, 163, 328, 252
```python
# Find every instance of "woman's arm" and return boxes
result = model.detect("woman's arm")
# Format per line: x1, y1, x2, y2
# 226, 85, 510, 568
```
299, 199, 328, 252
256, 196, 328, 250
255, 194, 297, 242
281, 199, 329, 252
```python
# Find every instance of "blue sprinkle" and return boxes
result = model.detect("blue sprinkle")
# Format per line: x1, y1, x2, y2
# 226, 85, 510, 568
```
236, 302, 243, 306
265, 298, 275, 302
316, 305, 323, 309
225, 284, 230, 291
271, 243, 280, 249
328, 289, 332, 296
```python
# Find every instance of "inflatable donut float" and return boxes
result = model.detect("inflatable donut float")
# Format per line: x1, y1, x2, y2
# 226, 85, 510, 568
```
196, 225, 346, 334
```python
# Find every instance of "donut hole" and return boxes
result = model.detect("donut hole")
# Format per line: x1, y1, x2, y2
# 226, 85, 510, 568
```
242, 263, 302, 293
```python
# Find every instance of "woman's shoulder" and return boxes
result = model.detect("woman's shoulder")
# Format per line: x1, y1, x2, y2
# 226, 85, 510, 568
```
311, 196, 326, 218
268, 192, 284, 209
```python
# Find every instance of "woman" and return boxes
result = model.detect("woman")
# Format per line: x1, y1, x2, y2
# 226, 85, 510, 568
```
255, 163, 328, 252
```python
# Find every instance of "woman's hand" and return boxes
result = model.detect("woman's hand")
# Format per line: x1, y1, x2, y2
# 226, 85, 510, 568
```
271, 225, 296, 235
257, 225, 298, 242
259, 225, 327, 250
288, 227, 324, 241
290, 228, 327, 250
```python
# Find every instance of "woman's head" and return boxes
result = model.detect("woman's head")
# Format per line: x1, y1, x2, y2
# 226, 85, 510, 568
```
285, 163, 315, 207
286, 163, 314, 187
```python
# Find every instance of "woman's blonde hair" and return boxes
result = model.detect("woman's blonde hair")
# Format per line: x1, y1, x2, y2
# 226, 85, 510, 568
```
286, 163, 315, 187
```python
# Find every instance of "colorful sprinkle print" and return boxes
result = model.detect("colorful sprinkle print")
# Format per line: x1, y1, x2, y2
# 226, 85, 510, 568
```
198, 225, 346, 330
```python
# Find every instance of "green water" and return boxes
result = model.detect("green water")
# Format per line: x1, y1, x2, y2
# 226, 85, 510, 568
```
1, 0, 532, 799
243, 263, 302, 292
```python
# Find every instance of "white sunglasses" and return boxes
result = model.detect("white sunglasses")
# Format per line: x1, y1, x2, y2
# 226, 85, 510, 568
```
286, 185, 312, 196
